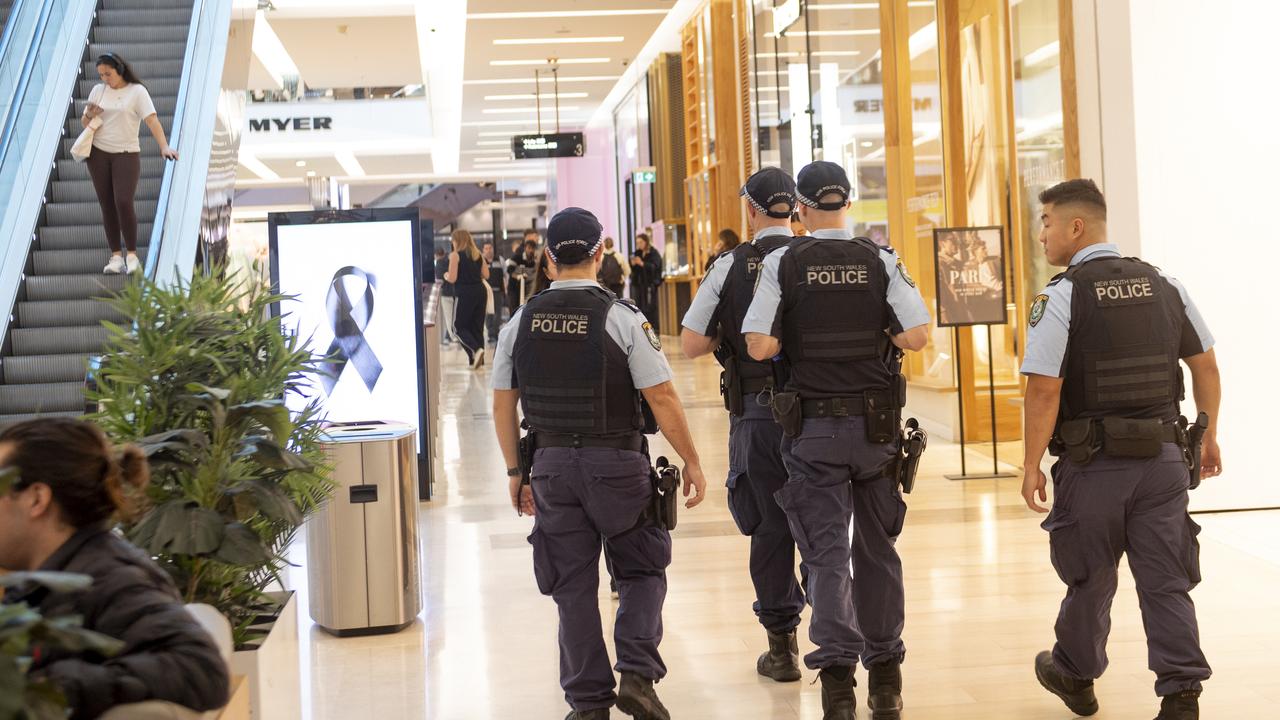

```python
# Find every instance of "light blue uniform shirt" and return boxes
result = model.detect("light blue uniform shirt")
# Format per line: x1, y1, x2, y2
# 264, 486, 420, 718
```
742, 228, 931, 338
1020, 243, 1215, 377
491, 279, 674, 391
680, 225, 793, 335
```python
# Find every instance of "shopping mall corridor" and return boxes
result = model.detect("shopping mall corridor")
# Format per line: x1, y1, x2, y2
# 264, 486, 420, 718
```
285, 346, 1280, 720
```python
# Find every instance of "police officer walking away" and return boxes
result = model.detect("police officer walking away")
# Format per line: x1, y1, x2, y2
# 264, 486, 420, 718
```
742, 161, 930, 720
679, 167, 807, 683
1020, 179, 1221, 720
492, 207, 708, 720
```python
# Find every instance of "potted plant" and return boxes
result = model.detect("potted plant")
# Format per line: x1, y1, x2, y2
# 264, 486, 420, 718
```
0, 570, 124, 720
88, 271, 334, 719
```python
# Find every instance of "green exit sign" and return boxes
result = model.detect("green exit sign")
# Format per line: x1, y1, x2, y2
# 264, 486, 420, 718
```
633, 169, 656, 184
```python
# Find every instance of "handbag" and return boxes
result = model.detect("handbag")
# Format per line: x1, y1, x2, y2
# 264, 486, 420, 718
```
72, 85, 104, 163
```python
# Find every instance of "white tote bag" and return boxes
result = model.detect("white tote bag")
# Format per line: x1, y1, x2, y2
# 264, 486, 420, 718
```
72, 86, 103, 162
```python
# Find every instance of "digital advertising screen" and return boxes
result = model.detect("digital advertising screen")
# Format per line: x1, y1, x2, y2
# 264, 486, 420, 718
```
268, 209, 427, 460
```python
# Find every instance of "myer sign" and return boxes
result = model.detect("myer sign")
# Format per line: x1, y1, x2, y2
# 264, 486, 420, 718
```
249, 116, 334, 132
241, 98, 430, 153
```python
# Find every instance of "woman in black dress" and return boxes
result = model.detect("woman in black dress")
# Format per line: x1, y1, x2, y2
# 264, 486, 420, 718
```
444, 229, 490, 368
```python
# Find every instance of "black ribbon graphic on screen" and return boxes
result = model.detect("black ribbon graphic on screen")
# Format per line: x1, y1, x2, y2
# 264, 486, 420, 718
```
320, 266, 382, 395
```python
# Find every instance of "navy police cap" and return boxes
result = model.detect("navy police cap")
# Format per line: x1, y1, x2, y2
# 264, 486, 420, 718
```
739, 167, 797, 219
546, 207, 604, 265
796, 161, 851, 211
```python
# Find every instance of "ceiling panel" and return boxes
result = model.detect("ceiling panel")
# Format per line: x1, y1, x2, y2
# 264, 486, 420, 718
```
356, 153, 434, 176
261, 155, 346, 178
268, 16, 422, 89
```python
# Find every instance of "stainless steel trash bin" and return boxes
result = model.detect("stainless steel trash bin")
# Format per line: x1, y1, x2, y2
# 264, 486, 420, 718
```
307, 421, 421, 636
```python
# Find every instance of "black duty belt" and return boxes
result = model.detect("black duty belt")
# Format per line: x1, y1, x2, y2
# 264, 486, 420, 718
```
535, 432, 644, 451
801, 396, 865, 419
741, 376, 772, 395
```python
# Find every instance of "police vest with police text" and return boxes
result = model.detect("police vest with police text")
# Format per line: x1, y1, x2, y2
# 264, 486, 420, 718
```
513, 286, 643, 436
714, 235, 793, 387
778, 237, 893, 399
1059, 256, 1185, 424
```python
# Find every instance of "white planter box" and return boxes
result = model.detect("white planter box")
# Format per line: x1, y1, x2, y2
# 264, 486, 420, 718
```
229, 591, 300, 720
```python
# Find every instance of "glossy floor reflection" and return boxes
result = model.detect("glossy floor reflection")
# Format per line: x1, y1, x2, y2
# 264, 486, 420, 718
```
286, 344, 1280, 719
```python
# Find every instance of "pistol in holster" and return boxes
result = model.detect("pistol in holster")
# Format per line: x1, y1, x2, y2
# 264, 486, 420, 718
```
720, 359, 745, 417
650, 455, 681, 530
770, 391, 802, 438
1184, 412, 1210, 489
517, 427, 536, 487
895, 418, 928, 494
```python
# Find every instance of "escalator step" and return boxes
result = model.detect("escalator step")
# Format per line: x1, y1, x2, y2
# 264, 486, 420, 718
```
102, 0, 195, 10
0, 411, 86, 429
24, 274, 131, 302
95, 8, 192, 27
33, 247, 149, 276
52, 178, 162, 204
39, 224, 155, 251
88, 42, 185, 62
93, 26, 191, 46
11, 326, 110, 356
16, 299, 128, 329
0, 382, 88, 415
84, 58, 183, 79
79, 77, 179, 98
1, 354, 91, 385
44, 201, 158, 227
55, 157, 166, 181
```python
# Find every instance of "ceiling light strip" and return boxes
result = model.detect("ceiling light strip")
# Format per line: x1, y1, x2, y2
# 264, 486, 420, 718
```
490, 57, 611, 66
494, 36, 624, 46
467, 10, 667, 20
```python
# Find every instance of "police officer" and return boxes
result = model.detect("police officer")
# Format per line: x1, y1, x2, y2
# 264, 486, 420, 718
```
1020, 179, 1221, 720
743, 161, 931, 720
492, 207, 708, 720
679, 166, 806, 682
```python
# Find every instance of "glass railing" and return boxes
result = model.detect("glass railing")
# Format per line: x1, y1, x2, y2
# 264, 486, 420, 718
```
0, 0, 96, 341
145, 0, 234, 286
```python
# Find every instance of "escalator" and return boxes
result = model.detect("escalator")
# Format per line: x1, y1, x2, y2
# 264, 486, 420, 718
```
0, 0, 227, 425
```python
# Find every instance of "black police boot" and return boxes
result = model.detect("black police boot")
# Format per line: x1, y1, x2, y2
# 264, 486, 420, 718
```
565, 709, 610, 720
1034, 651, 1099, 716
1154, 690, 1200, 720
615, 671, 670, 720
757, 629, 802, 682
818, 665, 857, 720
866, 659, 903, 719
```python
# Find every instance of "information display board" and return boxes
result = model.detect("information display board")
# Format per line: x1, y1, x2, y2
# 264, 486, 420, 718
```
268, 209, 428, 465
511, 132, 585, 159
932, 225, 1008, 327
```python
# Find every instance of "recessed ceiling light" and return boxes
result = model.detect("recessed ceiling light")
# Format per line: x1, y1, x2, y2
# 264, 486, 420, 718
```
861, 141, 874, 148
484, 92, 589, 101
306, 170, 316, 177
295, 160, 306, 167
494, 36, 624, 46
490, 58, 610, 66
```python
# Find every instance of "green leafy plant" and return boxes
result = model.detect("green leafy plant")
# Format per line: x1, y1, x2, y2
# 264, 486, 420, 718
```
0, 572, 125, 720
88, 271, 335, 648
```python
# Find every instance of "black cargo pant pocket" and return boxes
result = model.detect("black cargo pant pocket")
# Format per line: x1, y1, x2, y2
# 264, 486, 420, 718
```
726, 471, 762, 536
528, 527, 558, 596
1041, 511, 1089, 587
873, 490, 908, 540
1183, 514, 1203, 588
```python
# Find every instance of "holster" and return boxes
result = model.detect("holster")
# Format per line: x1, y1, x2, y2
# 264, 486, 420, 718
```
896, 418, 928, 494
863, 389, 898, 444
651, 456, 680, 531
1186, 412, 1209, 489
770, 391, 803, 438
517, 431, 536, 486
720, 361, 745, 416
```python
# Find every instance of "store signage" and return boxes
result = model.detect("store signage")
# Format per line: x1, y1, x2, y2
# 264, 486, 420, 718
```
633, 168, 656, 184
248, 116, 334, 132
773, 0, 801, 37
511, 132, 586, 159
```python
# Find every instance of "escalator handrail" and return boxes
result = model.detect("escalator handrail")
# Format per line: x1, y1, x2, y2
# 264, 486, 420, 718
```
0, 0, 31, 72
0, 0, 55, 171
143, 0, 210, 282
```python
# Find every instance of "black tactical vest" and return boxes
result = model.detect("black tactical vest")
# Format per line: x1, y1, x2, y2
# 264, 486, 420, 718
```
513, 286, 642, 436
714, 233, 793, 388
1059, 256, 1185, 424
778, 237, 893, 399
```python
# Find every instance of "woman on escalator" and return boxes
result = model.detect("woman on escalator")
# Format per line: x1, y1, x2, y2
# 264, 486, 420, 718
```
82, 53, 178, 275
444, 229, 490, 369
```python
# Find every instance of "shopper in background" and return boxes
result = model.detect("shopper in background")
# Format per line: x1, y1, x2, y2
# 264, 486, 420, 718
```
1020, 179, 1219, 720
704, 228, 741, 273
84, 53, 177, 275
491, 207, 707, 720
531, 246, 556, 296
597, 236, 629, 297
630, 232, 664, 333
506, 235, 538, 314
444, 229, 490, 368
434, 248, 455, 345
483, 243, 505, 345
0, 418, 230, 718
790, 212, 808, 237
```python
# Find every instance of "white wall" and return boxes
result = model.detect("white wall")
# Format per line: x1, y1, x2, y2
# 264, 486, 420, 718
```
1083, 0, 1280, 510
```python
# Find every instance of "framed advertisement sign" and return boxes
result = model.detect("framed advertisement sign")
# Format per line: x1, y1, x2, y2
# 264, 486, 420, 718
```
932, 225, 1008, 327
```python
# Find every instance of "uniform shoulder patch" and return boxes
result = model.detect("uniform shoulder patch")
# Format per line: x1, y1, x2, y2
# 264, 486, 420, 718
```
896, 259, 916, 288
1029, 294, 1050, 327
641, 321, 662, 351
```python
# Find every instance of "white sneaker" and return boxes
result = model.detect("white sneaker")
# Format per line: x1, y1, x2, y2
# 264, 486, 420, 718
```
103, 255, 126, 274
125, 254, 140, 274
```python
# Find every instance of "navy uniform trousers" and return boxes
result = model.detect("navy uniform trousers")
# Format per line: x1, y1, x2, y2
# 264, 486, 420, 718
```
726, 393, 806, 633
1044, 442, 1211, 696
528, 446, 672, 712
775, 416, 908, 670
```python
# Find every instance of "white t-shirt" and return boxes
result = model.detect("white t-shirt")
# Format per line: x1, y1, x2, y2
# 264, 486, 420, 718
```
86, 82, 157, 154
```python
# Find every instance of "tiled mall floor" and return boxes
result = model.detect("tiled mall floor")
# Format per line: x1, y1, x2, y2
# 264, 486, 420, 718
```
285, 344, 1280, 719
